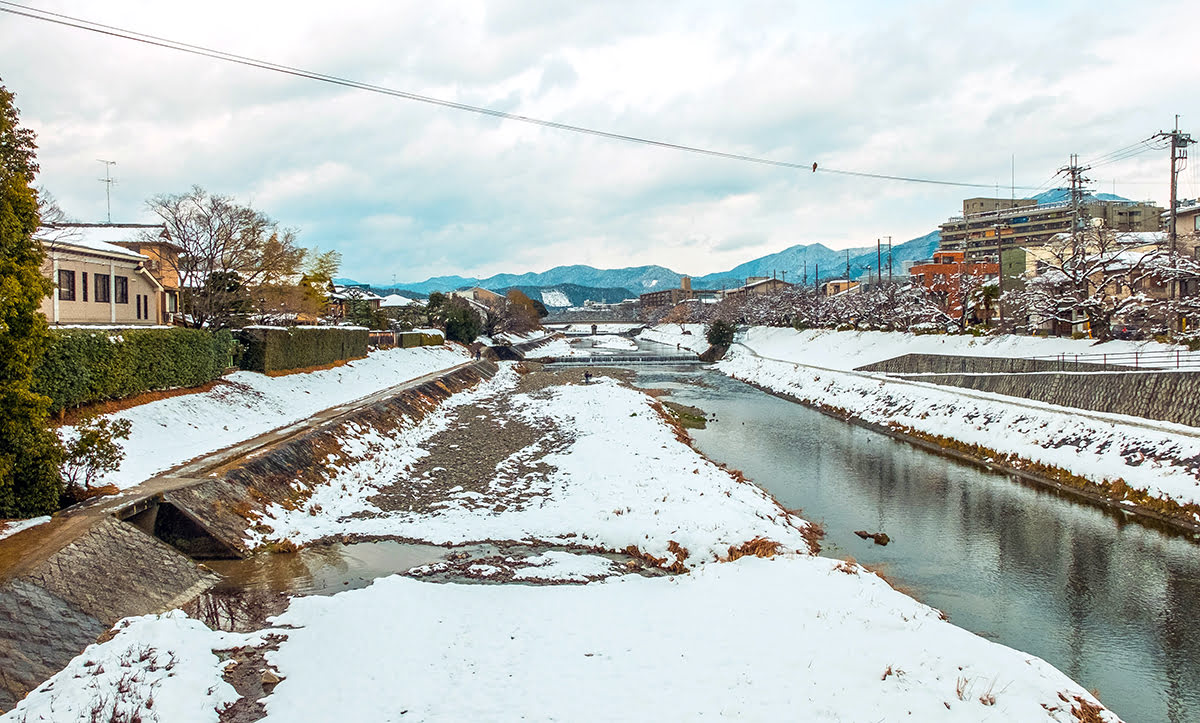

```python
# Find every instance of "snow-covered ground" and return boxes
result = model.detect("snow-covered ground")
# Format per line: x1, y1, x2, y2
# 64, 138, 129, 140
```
3, 362, 1121, 722
66, 344, 470, 491
639, 323, 709, 353
534, 335, 637, 357
0, 515, 50, 541
249, 368, 814, 566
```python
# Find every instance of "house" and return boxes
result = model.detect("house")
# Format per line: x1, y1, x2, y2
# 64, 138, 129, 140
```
724, 277, 793, 299
38, 225, 165, 326
329, 285, 384, 320
909, 250, 998, 320
449, 287, 504, 306
821, 279, 859, 296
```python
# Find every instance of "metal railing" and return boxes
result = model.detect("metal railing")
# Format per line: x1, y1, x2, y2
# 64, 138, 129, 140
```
1024, 348, 1200, 371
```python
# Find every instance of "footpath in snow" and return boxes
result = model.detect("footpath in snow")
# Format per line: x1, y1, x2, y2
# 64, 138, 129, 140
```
72, 345, 472, 492
641, 325, 1200, 514
3, 363, 1119, 722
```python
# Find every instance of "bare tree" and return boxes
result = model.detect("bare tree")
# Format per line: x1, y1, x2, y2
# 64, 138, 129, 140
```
146, 186, 306, 328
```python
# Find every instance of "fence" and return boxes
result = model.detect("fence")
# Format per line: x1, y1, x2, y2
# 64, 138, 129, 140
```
1024, 348, 1200, 371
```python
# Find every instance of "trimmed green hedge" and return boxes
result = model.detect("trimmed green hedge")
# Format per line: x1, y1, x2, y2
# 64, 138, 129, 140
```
236, 326, 369, 373
34, 327, 235, 413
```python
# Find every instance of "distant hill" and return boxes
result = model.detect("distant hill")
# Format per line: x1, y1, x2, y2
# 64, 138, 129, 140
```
1031, 188, 1132, 205
380, 230, 942, 296
496, 283, 637, 309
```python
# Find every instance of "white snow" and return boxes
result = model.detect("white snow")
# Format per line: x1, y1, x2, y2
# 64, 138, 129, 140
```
252, 557, 1115, 722
1, 612, 242, 723
65, 345, 470, 490
639, 323, 710, 353
510, 551, 623, 581
250, 371, 814, 566
539, 289, 571, 307
0, 516, 50, 541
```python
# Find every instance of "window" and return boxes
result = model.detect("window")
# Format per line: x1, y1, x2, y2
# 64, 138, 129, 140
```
57, 270, 75, 301
82, 272, 88, 302
114, 275, 128, 304
95, 274, 110, 303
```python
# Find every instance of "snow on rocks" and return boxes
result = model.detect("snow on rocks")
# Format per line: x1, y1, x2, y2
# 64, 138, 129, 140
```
1, 612, 242, 723
66, 345, 470, 490
250, 371, 815, 567
253, 556, 1117, 722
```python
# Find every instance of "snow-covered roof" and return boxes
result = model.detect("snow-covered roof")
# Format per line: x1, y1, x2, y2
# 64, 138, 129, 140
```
331, 286, 384, 302
38, 226, 148, 261
380, 294, 425, 307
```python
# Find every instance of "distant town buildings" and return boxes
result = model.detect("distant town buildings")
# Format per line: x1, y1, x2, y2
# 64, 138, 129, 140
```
938, 195, 1163, 262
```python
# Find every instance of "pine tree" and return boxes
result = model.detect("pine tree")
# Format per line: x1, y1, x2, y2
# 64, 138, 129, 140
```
0, 80, 63, 517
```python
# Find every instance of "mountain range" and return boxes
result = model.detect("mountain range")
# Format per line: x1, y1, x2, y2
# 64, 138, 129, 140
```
341, 230, 942, 303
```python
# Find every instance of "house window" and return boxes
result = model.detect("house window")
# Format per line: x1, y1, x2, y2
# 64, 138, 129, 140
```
95, 274, 110, 303
114, 276, 129, 304
57, 269, 75, 301
82, 272, 88, 302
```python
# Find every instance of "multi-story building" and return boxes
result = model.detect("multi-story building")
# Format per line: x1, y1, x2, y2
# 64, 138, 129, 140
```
939, 195, 1163, 262
909, 250, 998, 321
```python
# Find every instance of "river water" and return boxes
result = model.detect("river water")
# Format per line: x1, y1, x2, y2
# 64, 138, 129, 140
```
632, 362, 1200, 723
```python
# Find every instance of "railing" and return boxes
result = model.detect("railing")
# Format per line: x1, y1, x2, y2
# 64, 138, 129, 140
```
537, 354, 702, 365
1024, 348, 1200, 371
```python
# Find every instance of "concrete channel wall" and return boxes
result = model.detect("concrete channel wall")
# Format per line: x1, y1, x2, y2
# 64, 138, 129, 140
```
0, 359, 498, 711
857, 354, 1200, 428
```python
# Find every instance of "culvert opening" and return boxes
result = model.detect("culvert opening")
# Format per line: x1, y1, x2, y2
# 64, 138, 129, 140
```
148, 502, 240, 559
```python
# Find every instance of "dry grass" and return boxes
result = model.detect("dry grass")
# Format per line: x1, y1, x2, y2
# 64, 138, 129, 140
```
723, 536, 782, 562
623, 544, 688, 573
1070, 695, 1108, 722
53, 380, 227, 426
263, 356, 363, 377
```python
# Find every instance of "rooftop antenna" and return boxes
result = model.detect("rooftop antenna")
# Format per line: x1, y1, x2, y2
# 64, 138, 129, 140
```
97, 159, 117, 223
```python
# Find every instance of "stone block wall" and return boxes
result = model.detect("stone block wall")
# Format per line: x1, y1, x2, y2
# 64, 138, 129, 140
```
858, 355, 1200, 427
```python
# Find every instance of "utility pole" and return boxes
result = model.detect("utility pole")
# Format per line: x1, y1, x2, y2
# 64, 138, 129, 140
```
1058, 154, 1092, 305
781, 270, 787, 284
994, 222, 1008, 326
803, 261, 807, 285
97, 159, 117, 223
1153, 117, 1196, 329
1154, 117, 1195, 253
876, 239, 882, 288
845, 251, 850, 287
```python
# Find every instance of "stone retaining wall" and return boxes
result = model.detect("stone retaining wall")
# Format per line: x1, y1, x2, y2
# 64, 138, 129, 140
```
857, 353, 1128, 375
0, 517, 219, 710
858, 355, 1200, 428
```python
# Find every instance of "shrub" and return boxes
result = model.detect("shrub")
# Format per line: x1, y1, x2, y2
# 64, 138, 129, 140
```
236, 326, 368, 373
705, 320, 736, 347
60, 415, 132, 505
33, 327, 235, 413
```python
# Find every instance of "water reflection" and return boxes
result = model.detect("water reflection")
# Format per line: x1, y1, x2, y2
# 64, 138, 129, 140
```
634, 365, 1200, 723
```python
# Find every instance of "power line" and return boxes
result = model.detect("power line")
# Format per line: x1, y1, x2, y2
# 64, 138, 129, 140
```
0, 1, 1047, 191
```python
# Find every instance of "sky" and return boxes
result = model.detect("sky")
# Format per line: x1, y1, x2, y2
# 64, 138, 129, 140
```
1, 0, 1196, 285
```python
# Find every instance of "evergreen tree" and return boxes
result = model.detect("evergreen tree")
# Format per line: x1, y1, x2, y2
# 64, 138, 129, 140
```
0, 80, 63, 517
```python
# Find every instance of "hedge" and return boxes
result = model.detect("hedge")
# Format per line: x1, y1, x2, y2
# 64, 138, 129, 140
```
34, 327, 235, 413
236, 326, 369, 373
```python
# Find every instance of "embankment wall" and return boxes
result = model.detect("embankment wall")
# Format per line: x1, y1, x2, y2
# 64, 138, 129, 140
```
857, 354, 1200, 428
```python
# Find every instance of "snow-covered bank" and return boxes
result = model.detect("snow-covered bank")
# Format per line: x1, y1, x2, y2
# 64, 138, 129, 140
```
72, 345, 470, 490
0, 516, 50, 541
638, 323, 709, 353
4, 556, 1119, 722
698, 328, 1200, 513
250, 368, 814, 566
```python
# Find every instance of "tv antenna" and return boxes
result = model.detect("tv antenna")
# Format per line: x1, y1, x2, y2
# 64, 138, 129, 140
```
97, 159, 117, 223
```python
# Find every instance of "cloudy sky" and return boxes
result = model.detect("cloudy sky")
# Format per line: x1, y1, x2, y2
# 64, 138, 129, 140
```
1, 0, 1195, 284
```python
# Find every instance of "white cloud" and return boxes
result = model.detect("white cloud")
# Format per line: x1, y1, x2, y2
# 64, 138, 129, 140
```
2, 0, 1193, 283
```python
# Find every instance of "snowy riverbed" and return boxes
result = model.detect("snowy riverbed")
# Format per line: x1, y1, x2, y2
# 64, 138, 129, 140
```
3, 361, 1121, 721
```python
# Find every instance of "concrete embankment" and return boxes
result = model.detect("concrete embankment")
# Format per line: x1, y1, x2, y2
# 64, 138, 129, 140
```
0, 359, 497, 710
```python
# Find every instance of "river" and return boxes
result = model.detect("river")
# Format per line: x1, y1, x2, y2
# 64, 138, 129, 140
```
632, 360, 1200, 723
